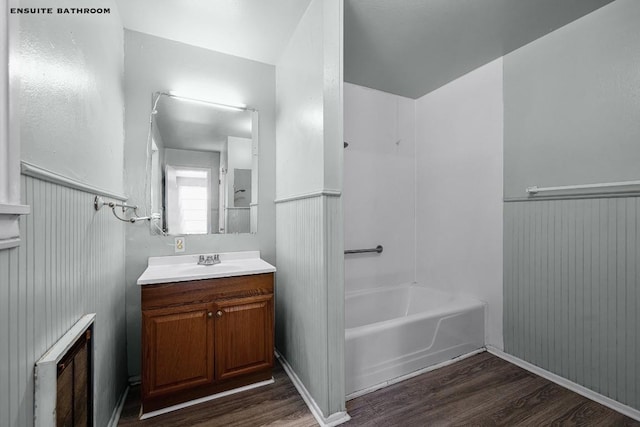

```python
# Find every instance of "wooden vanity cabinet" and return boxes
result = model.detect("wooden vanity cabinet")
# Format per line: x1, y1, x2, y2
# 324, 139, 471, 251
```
141, 273, 274, 413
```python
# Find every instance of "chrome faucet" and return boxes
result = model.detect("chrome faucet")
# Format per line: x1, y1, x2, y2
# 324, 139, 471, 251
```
198, 254, 221, 266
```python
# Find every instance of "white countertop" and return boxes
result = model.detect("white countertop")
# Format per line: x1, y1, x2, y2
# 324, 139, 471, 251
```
137, 251, 276, 285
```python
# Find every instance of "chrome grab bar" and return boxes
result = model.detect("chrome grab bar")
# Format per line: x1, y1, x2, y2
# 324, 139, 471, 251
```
344, 245, 383, 255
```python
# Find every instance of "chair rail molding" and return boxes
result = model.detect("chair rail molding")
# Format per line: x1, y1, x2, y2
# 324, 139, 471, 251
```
0, 2, 30, 250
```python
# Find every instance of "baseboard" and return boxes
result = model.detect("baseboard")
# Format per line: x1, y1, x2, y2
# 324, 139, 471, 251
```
487, 346, 640, 422
346, 348, 486, 400
107, 386, 129, 427
139, 378, 275, 420
275, 350, 351, 427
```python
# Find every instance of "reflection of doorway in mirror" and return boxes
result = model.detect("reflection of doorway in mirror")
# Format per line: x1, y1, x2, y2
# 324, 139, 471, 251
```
218, 166, 227, 233
233, 169, 251, 207
163, 147, 221, 234
149, 137, 163, 230
226, 136, 252, 233
165, 166, 211, 235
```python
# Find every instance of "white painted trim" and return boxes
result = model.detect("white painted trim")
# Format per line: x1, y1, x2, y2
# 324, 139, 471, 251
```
140, 378, 275, 420
275, 350, 351, 427
0, 203, 30, 215
0, 237, 20, 250
0, 213, 24, 250
0, 3, 24, 251
107, 386, 129, 427
36, 314, 96, 364
487, 346, 640, 422
21, 161, 128, 201
346, 348, 486, 400
274, 189, 342, 204
34, 314, 96, 427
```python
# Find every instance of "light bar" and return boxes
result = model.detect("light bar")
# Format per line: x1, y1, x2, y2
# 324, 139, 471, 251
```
166, 91, 247, 111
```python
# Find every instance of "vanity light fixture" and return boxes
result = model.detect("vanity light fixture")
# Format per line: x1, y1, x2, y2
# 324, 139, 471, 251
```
165, 91, 249, 112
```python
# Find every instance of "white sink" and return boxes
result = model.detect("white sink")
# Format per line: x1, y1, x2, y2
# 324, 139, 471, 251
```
137, 251, 276, 285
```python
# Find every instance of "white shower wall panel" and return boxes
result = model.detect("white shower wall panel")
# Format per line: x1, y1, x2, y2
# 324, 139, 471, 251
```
343, 83, 416, 293
415, 58, 504, 349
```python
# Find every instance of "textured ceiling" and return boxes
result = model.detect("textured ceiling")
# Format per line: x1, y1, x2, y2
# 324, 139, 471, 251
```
345, 0, 615, 98
154, 96, 252, 153
115, 0, 311, 65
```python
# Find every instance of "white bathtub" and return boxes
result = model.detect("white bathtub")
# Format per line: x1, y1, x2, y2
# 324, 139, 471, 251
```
345, 284, 485, 397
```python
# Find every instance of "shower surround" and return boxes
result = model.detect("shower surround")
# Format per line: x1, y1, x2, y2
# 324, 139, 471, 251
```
343, 62, 503, 395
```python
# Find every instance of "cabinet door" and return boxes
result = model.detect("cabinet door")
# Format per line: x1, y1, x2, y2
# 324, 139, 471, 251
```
214, 294, 274, 381
142, 303, 215, 399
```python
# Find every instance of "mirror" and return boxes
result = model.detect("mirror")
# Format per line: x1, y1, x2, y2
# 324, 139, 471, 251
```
148, 93, 258, 235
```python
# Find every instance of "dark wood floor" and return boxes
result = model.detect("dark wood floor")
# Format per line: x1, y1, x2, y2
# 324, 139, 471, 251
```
118, 361, 317, 427
346, 352, 639, 426
119, 352, 640, 426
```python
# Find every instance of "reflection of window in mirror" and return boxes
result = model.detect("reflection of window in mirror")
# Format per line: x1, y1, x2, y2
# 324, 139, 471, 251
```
165, 166, 211, 235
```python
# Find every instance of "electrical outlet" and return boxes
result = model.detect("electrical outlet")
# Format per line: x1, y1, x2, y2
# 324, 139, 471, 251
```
174, 237, 185, 253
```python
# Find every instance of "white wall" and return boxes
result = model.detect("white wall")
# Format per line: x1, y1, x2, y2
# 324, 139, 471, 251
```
18, 2, 124, 194
415, 58, 504, 349
343, 83, 415, 293
275, 1, 325, 198
503, 0, 640, 198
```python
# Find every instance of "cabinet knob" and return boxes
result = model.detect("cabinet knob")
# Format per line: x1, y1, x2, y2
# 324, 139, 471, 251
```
207, 312, 213, 318
216, 310, 223, 318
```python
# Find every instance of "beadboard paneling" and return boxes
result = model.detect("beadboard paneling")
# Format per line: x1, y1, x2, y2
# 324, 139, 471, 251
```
326, 195, 345, 416
0, 175, 128, 427
504, 197, 639, 410
275, 194, 345, 417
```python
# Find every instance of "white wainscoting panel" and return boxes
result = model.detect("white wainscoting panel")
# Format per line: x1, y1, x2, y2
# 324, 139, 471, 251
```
275, 193, 346, 421
0, 175, 128, 427
504, 197, 640, 411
